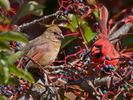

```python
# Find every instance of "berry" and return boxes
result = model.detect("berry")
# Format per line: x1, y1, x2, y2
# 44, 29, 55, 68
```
111, 88, 115, 91
93, 37, 97, 41
103, 90, 107, 94
92, 69, 95, 72
120, 84, 123, 88
72, 0, 75, 3
101, 68, 104, 72
1, 89, 5, 93
17, 88, 21, 92
17, 47, 21, 51
80, 12, 83, 15
95, 22, 99, 26
104, 65, 109, 69
86, 6, 90, 10
108, 65, 112, 69
6, 85, 10, 89
115, 85, 118, 89
86, 49, 90, 53
80, 8, 84, 12
67, 61, 70, 64
105, 56, 110, 60
128, 61, 132, 65
58, 15, 62, 19
18, 91, 22, 94
19, 87, 23, 91
103, 87, 106, 90
81, 53, 85, 57
29, 57, 33, 60
69, 6, 73, 10
11, 89, 15, 93
74, 46, 78, 49
16, 42, 20, 46
63, 11, 68, 15
5, 92, 9, 97
123, 94, 126, 98
79, 0, 83, 3
111, 66, 115, 70
123, 84, 127, 88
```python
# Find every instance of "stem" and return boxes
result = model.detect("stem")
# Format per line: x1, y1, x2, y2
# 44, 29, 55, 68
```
75, 14, 88, 49
25, 55, 60, 100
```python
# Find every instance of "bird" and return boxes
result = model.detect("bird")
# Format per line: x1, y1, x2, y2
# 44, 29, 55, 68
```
90, 33, 119, 66
21, 25, 64, 68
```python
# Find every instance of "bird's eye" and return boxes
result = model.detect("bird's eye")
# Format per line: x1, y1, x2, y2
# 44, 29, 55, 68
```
54, 32, 58, 35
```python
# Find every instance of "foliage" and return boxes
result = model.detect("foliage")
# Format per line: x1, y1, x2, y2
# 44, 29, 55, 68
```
0, 0, 133, 100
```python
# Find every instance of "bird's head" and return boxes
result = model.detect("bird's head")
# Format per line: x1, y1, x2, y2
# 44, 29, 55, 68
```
45, 25, 64, 41
91, 39, 110, 58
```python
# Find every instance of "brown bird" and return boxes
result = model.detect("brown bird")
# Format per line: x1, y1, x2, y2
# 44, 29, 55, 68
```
22, 25, 64, 68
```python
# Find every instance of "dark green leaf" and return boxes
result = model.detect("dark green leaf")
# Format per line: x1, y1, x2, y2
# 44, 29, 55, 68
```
61, 36, 77, 49
0, 40, 10, 50
8, 51, 25, 65
9, 65, 34, 84
122, 34, 133, 45
0, 0, 10, 11
7, 77, 19, 85
18, 1, 45, 19
0, 31, 28, 43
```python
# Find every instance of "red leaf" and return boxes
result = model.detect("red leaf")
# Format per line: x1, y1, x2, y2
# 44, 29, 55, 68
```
99, 5, 108, 37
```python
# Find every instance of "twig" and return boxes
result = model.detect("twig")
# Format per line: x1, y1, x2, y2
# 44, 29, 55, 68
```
25, 55, 61, 100
15, 12, 59, 31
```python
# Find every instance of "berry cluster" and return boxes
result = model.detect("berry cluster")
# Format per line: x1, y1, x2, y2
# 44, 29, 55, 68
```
58, 0, 90, 19
0, 75, 31, 99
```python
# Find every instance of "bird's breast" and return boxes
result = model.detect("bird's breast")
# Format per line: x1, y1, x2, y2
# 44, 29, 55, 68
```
38, 41, 61, 66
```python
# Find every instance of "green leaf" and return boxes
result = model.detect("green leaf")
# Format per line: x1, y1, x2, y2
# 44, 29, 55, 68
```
61, 36, 77, 49
0, 52, 10, 84
8, 51, 25, 65
0, 31, 28, 43
9, 65, 34, 84
84, 26, 96, 43
93, 8, 99, 23
0, 40, 10, 50
122, 34, 133, 45
18, 1, 45, 19
7, 77, 19, 85
0, 95, 7, 100
0, 0, 10, 11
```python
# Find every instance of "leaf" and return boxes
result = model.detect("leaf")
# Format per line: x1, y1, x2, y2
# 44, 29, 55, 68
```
122, 34, 133, 45
109, 23, 132, 43
9, 65, 34, 84
99, 6, 108, 36
0, 40, 10, 50
83, 26, 96, 43
0, 52, 10, 84
93, 8, 99, 23
0, 0, 10, 11
0, 95, 7, 100
8, 51, 25, 65
7, 77, 19, 85
18, 1, 45, 19
67, 14, 78, 32
61, 36, 77, 49
0, 31, 28, 43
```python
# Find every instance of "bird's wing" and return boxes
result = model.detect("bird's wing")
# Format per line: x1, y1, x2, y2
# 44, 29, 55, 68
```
25, 43, 49, 68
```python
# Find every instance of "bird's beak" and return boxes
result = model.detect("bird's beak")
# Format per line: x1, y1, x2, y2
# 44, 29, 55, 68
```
91, 46, 100, 55
59, 33, 64, 39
